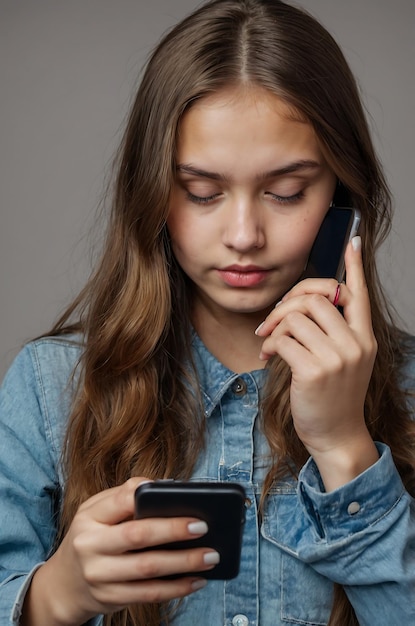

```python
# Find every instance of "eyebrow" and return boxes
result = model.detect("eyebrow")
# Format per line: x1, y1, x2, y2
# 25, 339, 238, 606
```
176, 160, 322, 181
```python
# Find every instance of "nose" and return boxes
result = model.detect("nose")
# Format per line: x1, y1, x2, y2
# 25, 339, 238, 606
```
222, 199, 265, 252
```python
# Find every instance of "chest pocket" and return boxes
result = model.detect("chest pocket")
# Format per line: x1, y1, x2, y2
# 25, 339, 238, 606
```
261, 487, 333, 626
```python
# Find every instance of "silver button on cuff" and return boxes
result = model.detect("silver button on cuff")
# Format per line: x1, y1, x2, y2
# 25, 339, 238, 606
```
231, 377, 247, 396
232, 615, 249, 626
347, 501, 361, 515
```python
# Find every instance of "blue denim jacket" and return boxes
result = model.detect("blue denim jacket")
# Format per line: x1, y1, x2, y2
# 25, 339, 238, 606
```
0, 333, 414, 625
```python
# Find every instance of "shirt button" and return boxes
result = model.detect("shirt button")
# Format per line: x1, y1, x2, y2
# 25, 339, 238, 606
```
232, 615, 249, 626
231, 377, 247, 396
347, 501, 361, 515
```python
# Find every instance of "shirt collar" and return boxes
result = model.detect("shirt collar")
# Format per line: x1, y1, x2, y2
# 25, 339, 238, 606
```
190, 329, 267, 419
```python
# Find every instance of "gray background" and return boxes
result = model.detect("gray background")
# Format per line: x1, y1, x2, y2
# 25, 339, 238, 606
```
1, 0, 414, 381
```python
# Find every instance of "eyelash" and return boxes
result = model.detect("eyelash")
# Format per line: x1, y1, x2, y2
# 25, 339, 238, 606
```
186, 191, 220, 205
267, 190, 305, 204
186, 190, 305, 205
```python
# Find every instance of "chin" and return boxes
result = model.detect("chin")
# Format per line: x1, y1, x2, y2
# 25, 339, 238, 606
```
225, 299, 276, 316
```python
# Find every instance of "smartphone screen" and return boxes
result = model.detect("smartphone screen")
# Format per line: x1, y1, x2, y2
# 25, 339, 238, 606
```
304, 206, 361, 282
134, 481, 246, 580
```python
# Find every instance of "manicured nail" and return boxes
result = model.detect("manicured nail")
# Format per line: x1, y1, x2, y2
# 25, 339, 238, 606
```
255, 322, 264, 336
188, 521, 208, 535
203, 551, 220, 565
352, 235, 361, 251
191, 579, 207, 592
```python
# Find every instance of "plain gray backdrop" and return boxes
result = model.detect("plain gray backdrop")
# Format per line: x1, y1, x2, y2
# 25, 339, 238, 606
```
1, 0, 414, 380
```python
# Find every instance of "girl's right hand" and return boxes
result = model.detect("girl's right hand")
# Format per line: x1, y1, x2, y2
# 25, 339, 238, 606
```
22, 478, 218, 626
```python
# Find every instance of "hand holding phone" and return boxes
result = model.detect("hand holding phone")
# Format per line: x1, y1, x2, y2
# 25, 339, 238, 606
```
134, 481, 246, 579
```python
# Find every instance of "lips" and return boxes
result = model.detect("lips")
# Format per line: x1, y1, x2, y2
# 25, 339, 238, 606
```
218, 265, 270, 287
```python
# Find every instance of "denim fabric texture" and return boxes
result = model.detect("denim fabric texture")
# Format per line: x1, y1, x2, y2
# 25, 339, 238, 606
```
0, 332, 414, 625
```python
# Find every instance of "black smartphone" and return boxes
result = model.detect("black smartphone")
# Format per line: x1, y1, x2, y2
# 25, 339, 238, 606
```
303, 206, 361, 282
134, 480, 246, 580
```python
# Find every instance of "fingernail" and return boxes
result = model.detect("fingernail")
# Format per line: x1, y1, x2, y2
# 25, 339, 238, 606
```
274, 300, 283, 308
191, 579, 207, 592
188, 521, 208, 535
203, 551, 220, 565
352, 235, 361, 251
254, 322, 264, 336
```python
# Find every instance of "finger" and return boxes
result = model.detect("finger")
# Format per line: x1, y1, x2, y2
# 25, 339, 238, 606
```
259, 304, 348, 363
79, 477, 152, 525
343, 237, 373, 335
88, 576, 207, 609
256, 286, 347, 340
259, 311, 317, 363
344, 236, 367, 292
255, 279, 343, 338
282, 277, 340, 303
84, 516, 209, 555
83, 547, 219, 583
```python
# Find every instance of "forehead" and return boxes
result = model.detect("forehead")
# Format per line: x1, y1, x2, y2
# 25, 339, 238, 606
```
175, 85, 323, 172
187, 85, 306, 122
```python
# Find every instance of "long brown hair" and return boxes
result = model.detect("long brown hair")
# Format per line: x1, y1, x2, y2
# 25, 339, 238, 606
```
50, 1, 415, 624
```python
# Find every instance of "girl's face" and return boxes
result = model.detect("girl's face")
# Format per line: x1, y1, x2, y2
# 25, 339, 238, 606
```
168, 86, 336, 326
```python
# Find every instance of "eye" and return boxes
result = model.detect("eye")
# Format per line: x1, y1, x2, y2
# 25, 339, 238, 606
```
266, 190, 305, 204
186, 191, 220, 205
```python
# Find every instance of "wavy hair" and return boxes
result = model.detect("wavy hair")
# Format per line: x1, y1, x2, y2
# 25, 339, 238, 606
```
50, 1, 415, 624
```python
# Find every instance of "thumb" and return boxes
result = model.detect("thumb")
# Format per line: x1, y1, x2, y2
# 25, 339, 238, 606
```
344, 235, 366, 291
344, 235, 372, 331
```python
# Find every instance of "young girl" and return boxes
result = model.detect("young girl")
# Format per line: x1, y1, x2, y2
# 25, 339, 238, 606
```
1, 1, 414, 625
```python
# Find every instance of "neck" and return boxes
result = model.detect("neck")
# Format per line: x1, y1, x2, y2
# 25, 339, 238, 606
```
192, 305, 268, 373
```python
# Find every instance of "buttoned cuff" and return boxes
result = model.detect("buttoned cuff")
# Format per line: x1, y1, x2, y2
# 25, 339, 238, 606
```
298, 443, 406, 541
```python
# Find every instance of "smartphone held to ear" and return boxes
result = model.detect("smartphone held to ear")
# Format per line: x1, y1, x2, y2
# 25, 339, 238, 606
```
134, 481, 246, 580
304, 206, 361, 282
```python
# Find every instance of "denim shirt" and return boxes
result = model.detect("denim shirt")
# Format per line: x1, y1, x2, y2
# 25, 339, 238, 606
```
0, 333, 414, 625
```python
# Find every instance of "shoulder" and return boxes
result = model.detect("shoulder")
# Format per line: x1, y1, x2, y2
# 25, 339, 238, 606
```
0, 334, 85, 472
1, 334, 85, 480
26, 333, 84, 378
4, 334, 84, 392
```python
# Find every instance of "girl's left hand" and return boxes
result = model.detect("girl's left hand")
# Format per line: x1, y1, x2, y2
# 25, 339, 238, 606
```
256, 237, 379, 490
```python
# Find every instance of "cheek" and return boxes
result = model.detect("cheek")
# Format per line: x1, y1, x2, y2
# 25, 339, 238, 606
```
167, 205, 214, 259
279, 215, 325, 267
167, 217, 199, 267
166, 207, 187, 249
